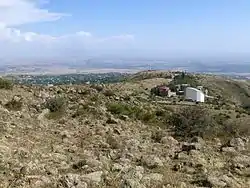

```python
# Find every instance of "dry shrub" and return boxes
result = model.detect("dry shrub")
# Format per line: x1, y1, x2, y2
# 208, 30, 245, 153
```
170, 106, 250, 140
169, 106, 216, 139
107, 102, 157, 123
5, 97, 23, 111
45, 96, 66, 113
220, 118, 250, 139
90, 84, 104, 92
103, 89, 115, 97
44, 96, 66, 119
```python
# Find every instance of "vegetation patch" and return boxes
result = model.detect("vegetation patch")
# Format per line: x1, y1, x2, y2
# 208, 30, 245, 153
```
169, 106, 216, 139
5, 98, 23, 111
103, 89, 115, 97
168, 73, 199, 91
90, 84, 104, 92
169, 106, 250, 140
0, 78, 13, 90
72, 103, 100, 118
107, 102, 168, 125
44, 96, 66, 119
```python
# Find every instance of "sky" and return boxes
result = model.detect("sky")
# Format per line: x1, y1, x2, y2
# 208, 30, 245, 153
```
1, 0, 250, 61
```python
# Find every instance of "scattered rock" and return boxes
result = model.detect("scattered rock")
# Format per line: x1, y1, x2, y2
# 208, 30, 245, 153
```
190, 136, 205, 145
142, 173, 163, 186
229, 138, 246, 151
58, 174, 87, 188
106, 117, 118, 124
120, 115, 129, 121
112, 163, 123, 171
161, 136, 179, 146
221, 147, 237, 154
86, 158, 103, 169
221, 174, 242, 188
13, 95, 23, 103
115, 96, 120, 100
44, 165, 58, 175
182, 142, 202, 152
107, 135, 122, 149
175, 152, 189, 160
141, 155, 164, 168
82, 171, 103, 184
37, 108, 50, 120
232, 155, 250, 168
183, 166, 196, 174
207, 175, 227, 187
122, 178, 146, 188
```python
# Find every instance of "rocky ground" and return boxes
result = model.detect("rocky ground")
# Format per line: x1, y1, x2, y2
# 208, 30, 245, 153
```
0, 79, 249, 188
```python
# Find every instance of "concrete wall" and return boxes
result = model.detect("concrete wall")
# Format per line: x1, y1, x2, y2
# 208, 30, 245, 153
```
185, 87, 205, 102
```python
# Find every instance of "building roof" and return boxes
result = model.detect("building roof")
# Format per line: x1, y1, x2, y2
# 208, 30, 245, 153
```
186, 87, 205, 94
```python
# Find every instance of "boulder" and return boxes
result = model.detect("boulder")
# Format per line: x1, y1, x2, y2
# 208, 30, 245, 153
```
122, 178, 146, 188
182, 142, 202, 152
190, 136, 205, 145
142, 173, 163, 186
106, 117, 118, 124
206, 175, 226, 187
229, 138, 246, 151
58, 174, 87, 188
120, 115, 129, 121
37, 109, 50, 120
232, 155, 250, 168
82, 171, 103, 184
161, 136, 179, 146
141, 155, 164, 168
221, 147, 237, 154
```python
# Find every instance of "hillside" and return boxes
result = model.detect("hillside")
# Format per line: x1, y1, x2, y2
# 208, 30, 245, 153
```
198, 75, 250, 106
0, 74, 249, 188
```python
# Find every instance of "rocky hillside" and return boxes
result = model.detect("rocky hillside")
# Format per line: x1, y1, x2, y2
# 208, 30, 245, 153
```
0, 75, 250, 188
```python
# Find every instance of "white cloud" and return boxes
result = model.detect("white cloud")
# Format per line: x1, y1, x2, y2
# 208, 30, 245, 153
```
0, 0, 68, 26
0, 0, 135, 60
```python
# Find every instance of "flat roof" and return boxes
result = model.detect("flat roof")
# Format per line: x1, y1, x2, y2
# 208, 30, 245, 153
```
186, 87, 205, 94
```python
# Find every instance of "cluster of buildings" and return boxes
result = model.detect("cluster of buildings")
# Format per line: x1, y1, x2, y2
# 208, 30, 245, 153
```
151, 84, 209, 103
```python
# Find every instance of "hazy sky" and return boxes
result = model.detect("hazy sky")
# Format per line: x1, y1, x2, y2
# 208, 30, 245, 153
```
1, 0, 250, 60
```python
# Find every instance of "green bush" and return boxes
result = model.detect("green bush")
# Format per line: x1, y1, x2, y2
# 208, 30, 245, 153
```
138, 111, 156, 122
45, 96, 66, 113
169, 73, 199, 88
107, 102, 137, 116
107, 102, 156, 123
107, 103, 172, 127
0, 78, 13, 89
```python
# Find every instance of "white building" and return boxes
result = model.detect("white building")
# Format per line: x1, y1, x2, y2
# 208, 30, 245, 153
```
184, 87, 205, 102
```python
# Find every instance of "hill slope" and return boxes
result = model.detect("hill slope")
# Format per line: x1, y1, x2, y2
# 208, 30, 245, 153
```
0, 74, 249, 188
